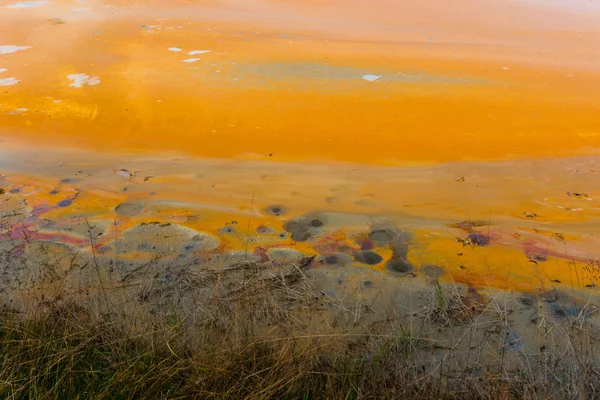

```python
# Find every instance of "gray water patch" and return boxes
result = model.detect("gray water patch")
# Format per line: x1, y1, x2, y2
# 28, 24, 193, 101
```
115, 223, 219, 256
354, 250, 383, 265
230, 61, 487, 85
115, 202, 143, 217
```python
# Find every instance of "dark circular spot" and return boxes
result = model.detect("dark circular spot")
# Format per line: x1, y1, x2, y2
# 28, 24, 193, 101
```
310, 219, 324, 227
362, 281, 373, 288
60, 178, 73, 184
284, 218, 310, 233
291, 230, 311, 242
256, 226, 271, 234
115, 202, 142, 217
265, 205, 286, 216
57, 199, 73, 207
387, 259, 413, 273
468, 232, 490, 246
10, 188, 20, 193
278, 232, 287, 238
49, 189, 59, 195
553, 308, 567, 317
354, 250, 383, 265
324, 255, 339, 265
219, 226, 235, 234
369, 229, 395, 242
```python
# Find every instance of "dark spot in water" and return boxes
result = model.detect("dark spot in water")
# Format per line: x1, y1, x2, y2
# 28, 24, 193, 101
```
284, 218, 310, 233
9, 188, 20, 193
362, 281, 373, 288
553, 308, 567, 317
354, 250, 383, 265
0, 188, 4, 195
183, 244, 195, 252
49, 189, 59, 195
549, 302, 580, 317
369, 229, 395, 242
421, 264, 445, 278
57, 199, 73, 207
219, 226, 235, 234
265, 205, 286, 216
324, 255, 339, 265
285, 218, 312, 241
387, 258, 413, 273
256, 226, 272, 234
115, 202, 142, 217
518, 297, 534, 307
291, 230, 311, 242
468, 232, 490, 246
60, 178, 73, 184
278, 232, 287, 239
310, 219, 323, 227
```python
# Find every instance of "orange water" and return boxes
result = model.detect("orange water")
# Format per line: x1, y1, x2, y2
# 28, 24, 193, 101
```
1, 0, 600, 292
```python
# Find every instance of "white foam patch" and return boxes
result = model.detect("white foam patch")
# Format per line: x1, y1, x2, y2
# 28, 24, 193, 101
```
362, 74, 381, 82
168, 47, 182, 52
182, 58, 200, 63
0, 77, 19, 86
0, 45, 32, 54
68, 73, 100, 87
188, 50, 210, 55
0, 68, 7, 74
5, 1, 46, 8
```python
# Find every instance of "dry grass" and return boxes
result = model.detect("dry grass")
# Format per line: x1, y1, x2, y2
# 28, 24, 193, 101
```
0, 259, 600, 400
